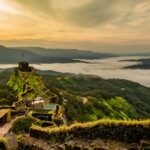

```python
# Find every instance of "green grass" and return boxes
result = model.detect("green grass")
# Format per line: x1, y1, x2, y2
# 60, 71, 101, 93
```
43, 75, 150, 123
7, 68, 51, 101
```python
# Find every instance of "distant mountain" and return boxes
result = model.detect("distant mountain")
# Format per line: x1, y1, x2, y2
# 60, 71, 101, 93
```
14, 47, 118, 59
0, 44, 118, 64
121, 52, 150, 57
0, 45, 79, 64
0, 45, 39, 63
122, 58, 150, 69
0, 45, 5, 48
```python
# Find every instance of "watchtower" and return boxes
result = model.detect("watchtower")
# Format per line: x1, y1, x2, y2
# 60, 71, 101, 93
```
18, 62, 30, 72
18, 53, 30, 72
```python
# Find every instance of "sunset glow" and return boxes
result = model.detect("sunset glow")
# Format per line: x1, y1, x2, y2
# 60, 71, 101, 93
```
0, 0, 150, 53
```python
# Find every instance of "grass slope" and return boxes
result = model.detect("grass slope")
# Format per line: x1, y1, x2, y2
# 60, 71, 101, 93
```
7, 69, 50, 101
43, 75, 150, 122
1, 70, 150, 122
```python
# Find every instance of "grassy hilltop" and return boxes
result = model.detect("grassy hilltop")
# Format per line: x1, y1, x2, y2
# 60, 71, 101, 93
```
7, 68, 52, 101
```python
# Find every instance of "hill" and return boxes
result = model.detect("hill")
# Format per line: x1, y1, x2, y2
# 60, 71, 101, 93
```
7, 66, 53, 101
42, 73, 150, 122
122, 58, 150, 69
1, 69, 150, 122
0, 44, 117, 64
0, 45, 38, 64
15, 47, 117, 59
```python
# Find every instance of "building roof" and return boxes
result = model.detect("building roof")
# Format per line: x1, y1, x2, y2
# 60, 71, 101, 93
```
43, 103, 57, 111
0, 109, 10, 119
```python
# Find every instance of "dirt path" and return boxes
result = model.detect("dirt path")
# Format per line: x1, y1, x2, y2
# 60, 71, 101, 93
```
0, 116, 21, 137
0, 117, 19, 149
0, 120, 14, 137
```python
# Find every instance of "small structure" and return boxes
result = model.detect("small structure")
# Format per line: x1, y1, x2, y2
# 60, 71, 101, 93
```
43, 103, 58, 112
0, 109, 11, 125
31, 97, 59, 122
18, 62, 30, 72
32, 97, 58, 112
32, 97, 45, 110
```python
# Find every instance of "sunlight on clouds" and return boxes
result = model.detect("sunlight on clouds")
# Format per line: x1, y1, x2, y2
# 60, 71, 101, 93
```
52, 0, 92, 9
0, 0, 21, 14
0, 0, 149, 52
134, 1, 150, 13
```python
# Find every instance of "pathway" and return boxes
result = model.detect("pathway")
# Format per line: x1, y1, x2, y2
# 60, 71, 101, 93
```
0, 118, 16, 137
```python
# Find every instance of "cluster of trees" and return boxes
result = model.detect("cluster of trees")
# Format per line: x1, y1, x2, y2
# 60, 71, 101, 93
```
0, 84, 17, 106
12, 116, 40, 134
0, 71, 17, 105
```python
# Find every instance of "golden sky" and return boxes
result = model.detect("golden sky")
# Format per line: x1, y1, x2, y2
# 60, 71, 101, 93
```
0, 0, 150, 52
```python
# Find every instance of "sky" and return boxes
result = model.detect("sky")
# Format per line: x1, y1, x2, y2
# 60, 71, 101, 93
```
0, 0, 150, 53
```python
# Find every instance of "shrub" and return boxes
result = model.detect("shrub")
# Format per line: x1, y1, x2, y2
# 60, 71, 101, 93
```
0, 138, 8, 150
17, 136, 42, 150
12, 116, 40, 134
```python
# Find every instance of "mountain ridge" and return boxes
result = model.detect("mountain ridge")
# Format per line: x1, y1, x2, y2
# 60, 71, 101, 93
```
0, 44, 117, 64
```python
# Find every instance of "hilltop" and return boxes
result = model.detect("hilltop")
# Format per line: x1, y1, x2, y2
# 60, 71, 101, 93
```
7, 63, 52, 101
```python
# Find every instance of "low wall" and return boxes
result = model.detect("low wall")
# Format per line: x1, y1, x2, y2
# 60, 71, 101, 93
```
30, 119, 150, 143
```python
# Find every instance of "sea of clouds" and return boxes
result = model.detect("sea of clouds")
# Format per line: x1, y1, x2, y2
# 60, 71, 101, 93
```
0, 56, 150, 87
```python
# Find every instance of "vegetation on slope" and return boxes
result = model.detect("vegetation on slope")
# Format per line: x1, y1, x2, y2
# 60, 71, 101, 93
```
0, 84, 17, 106
1, 70, 150, 122
7, 68, 51, 101
43, 75, 150, 122
12, 116, 41, 134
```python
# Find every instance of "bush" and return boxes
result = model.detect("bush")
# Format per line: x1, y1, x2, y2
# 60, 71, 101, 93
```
0, 138, 8, 150
12, 116, 40, 134
17, 136, 41, 150
30, 119, 150, 143
0, 84, 17, 106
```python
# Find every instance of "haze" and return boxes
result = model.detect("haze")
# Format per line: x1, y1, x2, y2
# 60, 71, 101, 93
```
0, 0, 150, 53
